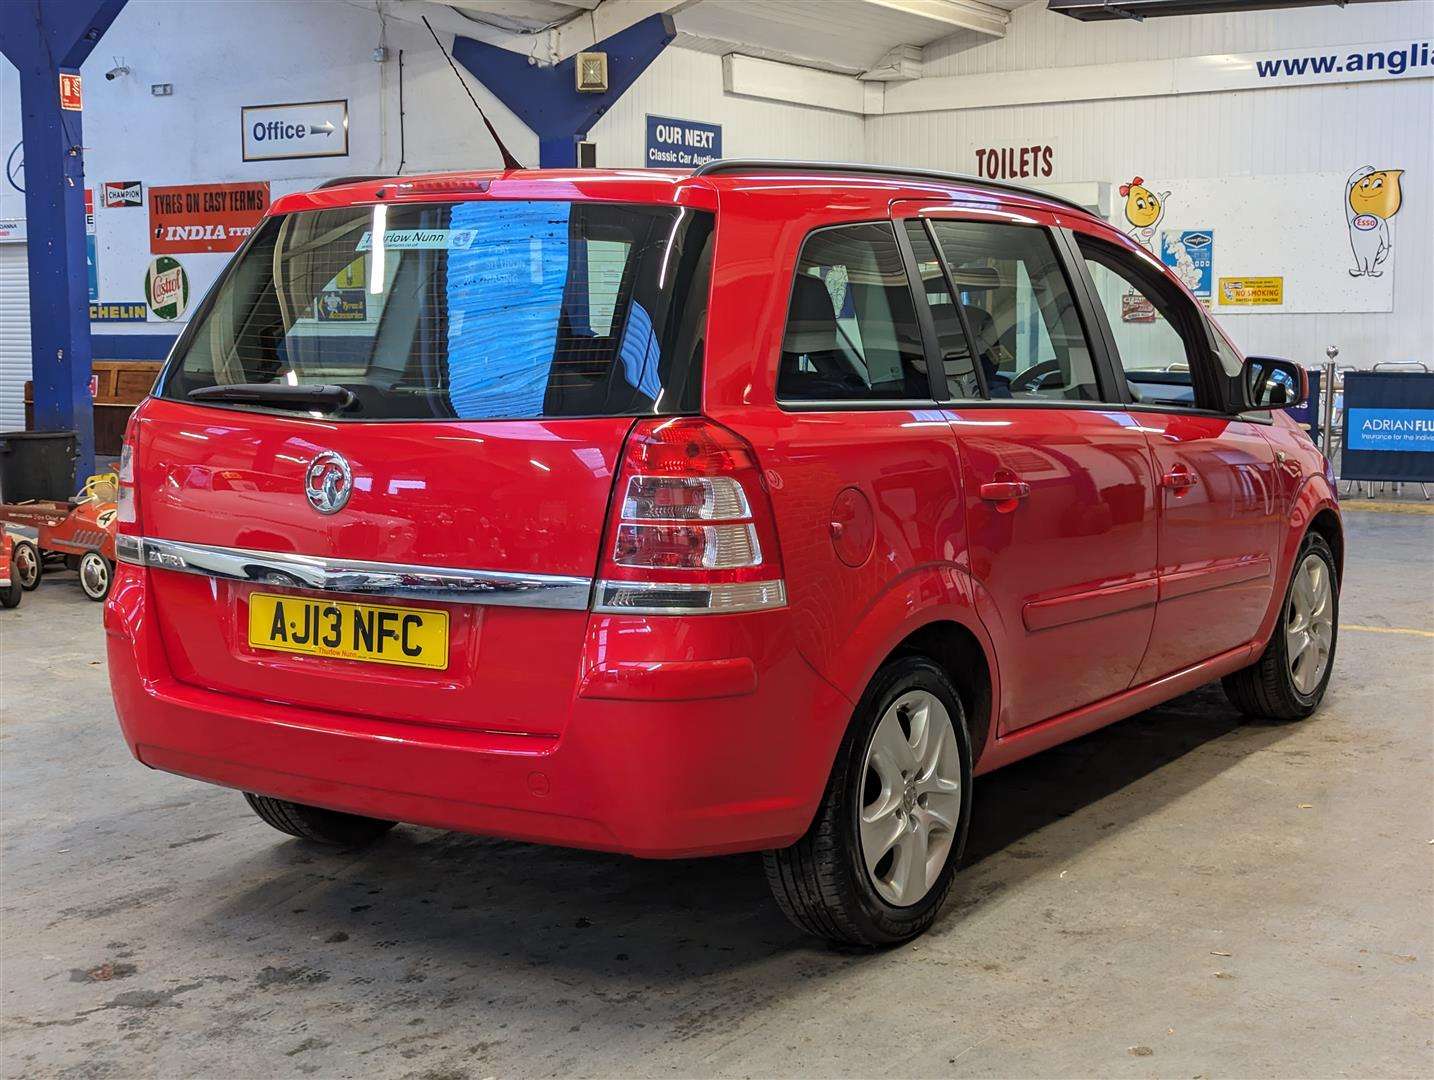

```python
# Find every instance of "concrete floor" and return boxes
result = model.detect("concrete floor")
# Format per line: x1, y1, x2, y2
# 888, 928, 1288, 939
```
2, 510, 1431, 1079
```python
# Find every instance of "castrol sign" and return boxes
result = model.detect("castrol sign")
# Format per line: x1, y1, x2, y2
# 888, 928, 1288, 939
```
145, 256, 189, 321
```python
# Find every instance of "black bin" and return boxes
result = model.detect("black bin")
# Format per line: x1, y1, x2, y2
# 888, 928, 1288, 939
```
0, 431, 78, 502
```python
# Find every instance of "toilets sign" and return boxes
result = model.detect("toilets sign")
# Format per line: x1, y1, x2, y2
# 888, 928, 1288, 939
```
645, 115, 722, 168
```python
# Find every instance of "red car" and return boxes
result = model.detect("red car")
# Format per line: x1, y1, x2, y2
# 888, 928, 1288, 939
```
106, 163, 1340, 946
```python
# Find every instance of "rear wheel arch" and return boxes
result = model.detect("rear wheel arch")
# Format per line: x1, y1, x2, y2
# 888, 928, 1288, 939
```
887, 620, 994, 769
1307, 507, 1343, 583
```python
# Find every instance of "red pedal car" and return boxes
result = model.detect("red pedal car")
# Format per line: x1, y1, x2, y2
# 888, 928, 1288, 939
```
1, 532, 23, 608
106, 163, 1340, 945
2, 473, 119, 601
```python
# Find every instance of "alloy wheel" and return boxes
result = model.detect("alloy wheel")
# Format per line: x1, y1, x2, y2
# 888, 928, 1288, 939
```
1286, 552, 1334, 695
858, 689, 963, 907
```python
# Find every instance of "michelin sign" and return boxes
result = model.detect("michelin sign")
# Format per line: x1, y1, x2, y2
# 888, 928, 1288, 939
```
645, 115, 722, 168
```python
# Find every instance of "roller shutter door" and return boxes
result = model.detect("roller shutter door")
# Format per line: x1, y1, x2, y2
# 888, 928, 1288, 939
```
0, 243, 31, 430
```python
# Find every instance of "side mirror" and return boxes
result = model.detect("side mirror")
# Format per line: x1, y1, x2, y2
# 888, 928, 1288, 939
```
1236, 355, 1308, 412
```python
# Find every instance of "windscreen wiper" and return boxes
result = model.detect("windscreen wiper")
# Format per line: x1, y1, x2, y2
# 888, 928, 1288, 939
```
188, 383, 356, 412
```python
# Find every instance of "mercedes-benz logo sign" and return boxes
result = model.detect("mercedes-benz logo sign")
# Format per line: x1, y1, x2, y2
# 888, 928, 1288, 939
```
304, 451, 353, 515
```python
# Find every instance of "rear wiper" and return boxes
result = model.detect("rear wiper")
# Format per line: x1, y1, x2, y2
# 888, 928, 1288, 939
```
188, 383, 356, 412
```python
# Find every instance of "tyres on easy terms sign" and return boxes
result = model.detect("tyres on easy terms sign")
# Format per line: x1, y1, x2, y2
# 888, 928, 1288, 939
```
645, 115, 721, 168
242, 100, 349, 162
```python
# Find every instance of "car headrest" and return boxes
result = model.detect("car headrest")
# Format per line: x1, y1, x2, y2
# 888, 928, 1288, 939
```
962, 304, 997, 355
783, 274, 840, 357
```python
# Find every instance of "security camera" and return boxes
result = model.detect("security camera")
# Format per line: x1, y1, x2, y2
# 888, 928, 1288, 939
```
105, 64, 130, 81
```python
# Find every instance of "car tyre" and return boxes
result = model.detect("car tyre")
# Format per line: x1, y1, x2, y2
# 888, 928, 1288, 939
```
78, 551, 113, 602
244, 793, 396, 847
763, 655, 973, 947
1223, 531, 1338, 722
1, 577, 21, 608
12, 540, 41, 591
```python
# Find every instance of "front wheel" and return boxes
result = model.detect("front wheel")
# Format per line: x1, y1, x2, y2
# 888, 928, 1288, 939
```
0, 578, 21, 608
764, 656, 973, 947
1223, 532, 1338, 721
11, 540, 40, 591
78, 551, 112, 601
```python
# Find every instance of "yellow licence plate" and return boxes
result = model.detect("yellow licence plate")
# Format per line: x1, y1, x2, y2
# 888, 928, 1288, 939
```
247, 593, 449, 670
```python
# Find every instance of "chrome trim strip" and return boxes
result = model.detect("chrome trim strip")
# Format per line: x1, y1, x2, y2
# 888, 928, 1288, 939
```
129, 537, 593, 609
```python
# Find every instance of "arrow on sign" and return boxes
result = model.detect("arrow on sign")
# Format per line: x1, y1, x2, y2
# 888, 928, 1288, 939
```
308, 121, 335, 136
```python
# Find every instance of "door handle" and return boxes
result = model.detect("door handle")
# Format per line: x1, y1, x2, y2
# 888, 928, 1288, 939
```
1160, 468, 1199, 490
979, 481, 1031, 502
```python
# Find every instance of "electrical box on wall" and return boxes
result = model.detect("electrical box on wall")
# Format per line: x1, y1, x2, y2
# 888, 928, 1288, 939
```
577, 141, 598, 168
576, 52, 608, 93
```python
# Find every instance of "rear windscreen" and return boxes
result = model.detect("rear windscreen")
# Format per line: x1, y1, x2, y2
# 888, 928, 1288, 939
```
161, 200, 714, 420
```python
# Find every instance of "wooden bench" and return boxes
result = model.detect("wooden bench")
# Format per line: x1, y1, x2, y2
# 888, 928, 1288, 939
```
24, 361, 162, 456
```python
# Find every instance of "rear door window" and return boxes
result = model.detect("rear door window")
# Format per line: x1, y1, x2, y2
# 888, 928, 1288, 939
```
778, 222, 931, 402
927, 220, 1101, 402
162, 200, 713, 420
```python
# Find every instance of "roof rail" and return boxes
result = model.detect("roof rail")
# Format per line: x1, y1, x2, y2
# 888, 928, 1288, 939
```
691, 159, 1088, 214
315, 175, 389, 190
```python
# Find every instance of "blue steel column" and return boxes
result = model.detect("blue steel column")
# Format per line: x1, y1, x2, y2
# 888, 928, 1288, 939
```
1, 0, 129, 485
452, 15, 675, 169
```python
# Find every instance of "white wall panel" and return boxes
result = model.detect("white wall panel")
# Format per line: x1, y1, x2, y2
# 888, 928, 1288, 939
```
868, 1, 1434, 368
588, 47, 864, 165
0, 1, 855, 344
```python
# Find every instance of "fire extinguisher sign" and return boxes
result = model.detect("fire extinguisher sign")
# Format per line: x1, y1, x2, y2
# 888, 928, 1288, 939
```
59, 73, 83, 111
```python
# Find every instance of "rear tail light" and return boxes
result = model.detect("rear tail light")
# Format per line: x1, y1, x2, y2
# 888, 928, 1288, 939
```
595, 417, 786, 615
115, 418, 142, 565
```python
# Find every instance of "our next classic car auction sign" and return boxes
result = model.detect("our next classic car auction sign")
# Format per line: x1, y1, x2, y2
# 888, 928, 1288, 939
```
149, 182, 270, 254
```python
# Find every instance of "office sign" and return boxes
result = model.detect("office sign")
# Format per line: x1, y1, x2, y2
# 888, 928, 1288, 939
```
242, 100, 349, 162
645, 115, 722, 168
149, 181, 270, 254
1340, 372, 1434, 483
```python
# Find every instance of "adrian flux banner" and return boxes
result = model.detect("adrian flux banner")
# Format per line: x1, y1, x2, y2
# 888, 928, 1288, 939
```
1340, 372, 1434, 484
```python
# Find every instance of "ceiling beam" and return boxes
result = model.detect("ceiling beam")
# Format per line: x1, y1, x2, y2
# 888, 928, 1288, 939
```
1048, 0, 1383, 18
860, 0, 1010, 39
552, 0, 694, 61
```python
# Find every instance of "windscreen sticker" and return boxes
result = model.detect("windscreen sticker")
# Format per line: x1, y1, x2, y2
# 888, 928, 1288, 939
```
356, 229, 463, 251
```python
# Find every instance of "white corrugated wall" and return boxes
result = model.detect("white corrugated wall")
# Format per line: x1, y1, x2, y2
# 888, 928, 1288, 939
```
864, 0, 1434, 368
0, 243, 30, 431
589, 47, 865, 167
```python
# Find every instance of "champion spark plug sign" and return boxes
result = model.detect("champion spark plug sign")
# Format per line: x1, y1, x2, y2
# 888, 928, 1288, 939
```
149, 182, 270, 254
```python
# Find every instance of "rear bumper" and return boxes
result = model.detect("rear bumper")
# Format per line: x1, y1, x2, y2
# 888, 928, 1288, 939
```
104, 565, 851, 858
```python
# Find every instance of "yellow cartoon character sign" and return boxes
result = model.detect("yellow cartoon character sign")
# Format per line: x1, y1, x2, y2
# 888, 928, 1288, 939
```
1345, 166, 1404, 277
1120, 176, 1169, 251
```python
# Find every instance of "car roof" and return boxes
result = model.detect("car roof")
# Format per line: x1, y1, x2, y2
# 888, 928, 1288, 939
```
271, 161, 1095, 224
